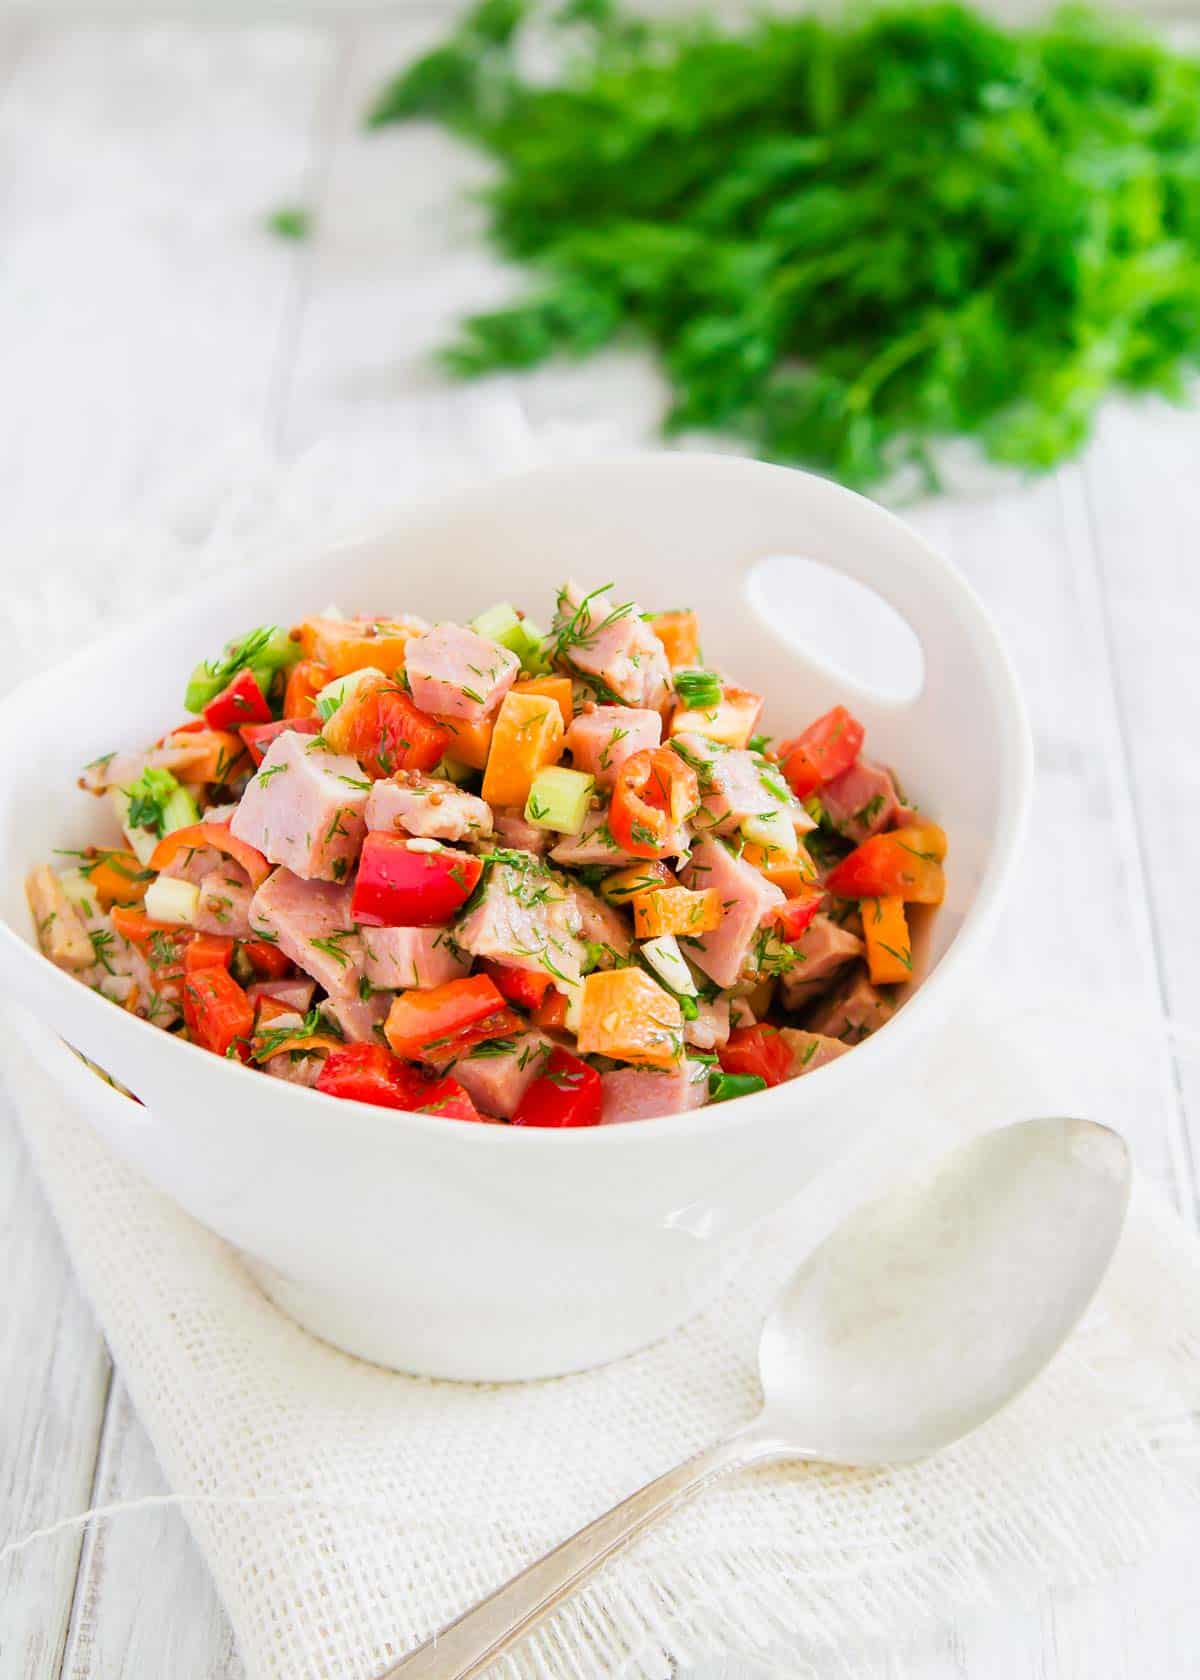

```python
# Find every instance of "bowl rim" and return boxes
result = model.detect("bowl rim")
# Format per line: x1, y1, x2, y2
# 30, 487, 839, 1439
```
0, 451, 1033, 1150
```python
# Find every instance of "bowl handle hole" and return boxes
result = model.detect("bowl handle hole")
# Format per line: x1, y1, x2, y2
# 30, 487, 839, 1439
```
743, 554, 926, 708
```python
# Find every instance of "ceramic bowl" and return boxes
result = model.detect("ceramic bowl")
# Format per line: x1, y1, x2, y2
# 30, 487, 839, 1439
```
0, 454, 1032, 1379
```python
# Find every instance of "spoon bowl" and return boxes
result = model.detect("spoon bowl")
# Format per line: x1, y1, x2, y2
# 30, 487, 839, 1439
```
758, 1116, 1131, 1464
381, 1116, 1132, 1680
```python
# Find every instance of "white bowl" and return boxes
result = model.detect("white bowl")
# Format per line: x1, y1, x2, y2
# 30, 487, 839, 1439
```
0, 455, 1031, 1380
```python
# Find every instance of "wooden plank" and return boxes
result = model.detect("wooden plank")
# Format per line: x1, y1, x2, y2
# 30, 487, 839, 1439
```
0, 22, 337, 1679
1078, 395, 1200, 1226
56, 1386, 242, 1680
0, 1097, 111, 1680
0, 24, 332, 532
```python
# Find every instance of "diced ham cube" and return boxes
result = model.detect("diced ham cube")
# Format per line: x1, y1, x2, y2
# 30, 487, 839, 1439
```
806, 966, 896, 1043
266, 1053, 325, 1088
248, 977, 316, 1014
249, 868, 363, 998
567, 883, 632, 965
778, 1028, 851, 1076
684, 993, 731, 1050
678, 837, 784, 987
231, 730, 369, 883
365, 775, 493, 843
194, 861, 254, 938
320, 990, 391, 1043
360, 925, 470, 991
491, 808, 549, 856
600, 1059, 710, 1124
454, 858, 586, 984
779, 915, 865, 1011
687, 742, 808, 837
404, 624, 519, 722
565, 706, 661, 789
552, 582, 672, 710
451, 1032, 554, 1119
27, 867, 94, 972
818, 759, 902, 844
549, 804, 641, 868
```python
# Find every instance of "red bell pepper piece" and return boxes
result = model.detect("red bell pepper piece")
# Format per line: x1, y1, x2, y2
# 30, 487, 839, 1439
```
532, 989, 569, 1031
338, 686, 449, 779
823, 824, 947, 904
609, 747, 700, 859
283, 659, 331, 720
315, 1043, 484, 1120
778, 706, 865, 800
351, 834, 482, 928
203, 667, 273, 731
183, 933, 234, 974
418, 1006, 526, 1068
774, 894, 823, 943
240, 937, 293, 979
512, 1047, 603, 1128
383, 974, 507, 1060
718, 1025, 794, 1089
182, 966, 255, 1059
241, 716, 321, 767
481, 959, 552, 1012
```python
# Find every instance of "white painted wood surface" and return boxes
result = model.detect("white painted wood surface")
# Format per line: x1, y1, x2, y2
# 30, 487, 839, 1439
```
1, 14, 1199, 1680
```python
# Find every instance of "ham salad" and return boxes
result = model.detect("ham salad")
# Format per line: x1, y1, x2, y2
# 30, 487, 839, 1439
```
28, 585, 947, 1126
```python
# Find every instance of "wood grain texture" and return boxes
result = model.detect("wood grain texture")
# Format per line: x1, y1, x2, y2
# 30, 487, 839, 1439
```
2, 16, 1200, 1680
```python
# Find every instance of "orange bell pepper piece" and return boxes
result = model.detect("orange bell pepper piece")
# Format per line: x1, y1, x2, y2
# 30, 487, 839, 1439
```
296, 616, 422, 679
648, 610, 701, 669
481, 692, 564, 808
514, 674, 574, 732
576, 969, 683, 1070
632, 885, 723, 939
862, 896, 914, 985
83, 848, 154, 909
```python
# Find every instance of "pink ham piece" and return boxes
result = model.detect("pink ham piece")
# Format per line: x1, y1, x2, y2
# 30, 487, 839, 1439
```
600, 1059, 710, 1124
231, 730, 369, 883
404, 624, 519, 722
248, 977, 316, 1013
552, 582, 672, 710
567, 882, 632, 964
678, 837, 784, 987
779, 915, 865, 1011
684, 993, 731, 1050
549, 802, 687, 867
549, 804, 641, 868
678, 737, 813, 838
157, 839, 254, 937
249, 868, 363, 998
360, 925, 470, 991
818, 759, 902, 844
194, 863, 254, 938
779, 1028, 850, 1076
806, 967, 895, 1043
365, 775, 493, 843
491, 808, 549, 856
451, 1032, 554, 1119
454, 857, 587, 984
266, 1054, 324, 1088
320, 990, 391, 1043
564, 705, 661, 789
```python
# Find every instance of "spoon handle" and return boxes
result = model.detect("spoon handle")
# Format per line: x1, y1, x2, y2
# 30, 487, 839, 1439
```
376, 1422, 785, 1680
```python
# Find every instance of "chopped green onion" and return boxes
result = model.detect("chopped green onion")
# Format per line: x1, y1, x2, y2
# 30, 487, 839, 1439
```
674, 668, 722, 711
708, 1069, 768, 1104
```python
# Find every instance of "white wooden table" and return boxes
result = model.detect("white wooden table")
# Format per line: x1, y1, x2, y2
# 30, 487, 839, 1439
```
2, 15, 1199, 1679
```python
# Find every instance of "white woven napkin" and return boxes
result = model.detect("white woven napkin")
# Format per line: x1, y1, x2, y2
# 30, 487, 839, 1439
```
4, 428, 1200, 1680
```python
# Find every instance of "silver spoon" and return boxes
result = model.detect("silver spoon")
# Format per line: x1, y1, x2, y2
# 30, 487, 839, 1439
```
380, 1116, 1130, 1680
